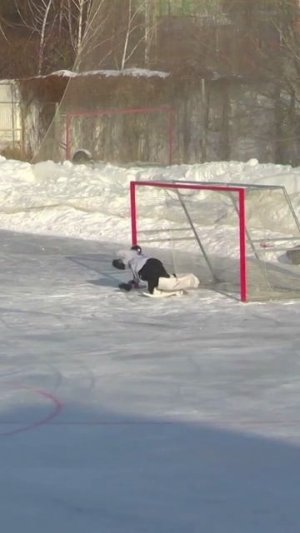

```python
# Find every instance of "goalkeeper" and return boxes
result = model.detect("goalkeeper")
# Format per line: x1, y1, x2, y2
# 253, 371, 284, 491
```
112, 245, 199, 295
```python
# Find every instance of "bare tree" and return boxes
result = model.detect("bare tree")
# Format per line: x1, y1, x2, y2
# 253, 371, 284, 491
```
0, 18, 8, 41
14, 0, 58, 75
118, 0, 162, 69
73, 0, 160, 71
12, 0, 99, 73
120, 0, 147, 69
72, 0, 117, 70
62, 0, 93, 58
223, 0, 300, 165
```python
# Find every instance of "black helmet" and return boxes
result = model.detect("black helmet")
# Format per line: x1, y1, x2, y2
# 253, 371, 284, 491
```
131, 244, 142, 254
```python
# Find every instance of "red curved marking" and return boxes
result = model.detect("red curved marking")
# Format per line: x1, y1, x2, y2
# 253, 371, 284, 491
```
0, 386, 63, 437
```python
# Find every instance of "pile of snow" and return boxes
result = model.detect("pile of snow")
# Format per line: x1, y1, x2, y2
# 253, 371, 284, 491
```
40, 68, 170, 79
0, 156, 300, 243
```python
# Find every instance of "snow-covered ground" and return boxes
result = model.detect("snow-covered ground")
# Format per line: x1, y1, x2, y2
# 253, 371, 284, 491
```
1, 155, 300, 242
1, 156, 300, 532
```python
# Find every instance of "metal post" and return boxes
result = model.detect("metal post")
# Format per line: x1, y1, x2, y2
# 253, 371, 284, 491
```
239, 189, 248, 302
176, 190, 217, 281
130, 181, 138, 246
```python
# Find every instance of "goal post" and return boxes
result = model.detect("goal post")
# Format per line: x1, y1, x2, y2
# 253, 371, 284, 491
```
129, 180, 300, 302
65, 105, 176, 165
130, 180, 248, 301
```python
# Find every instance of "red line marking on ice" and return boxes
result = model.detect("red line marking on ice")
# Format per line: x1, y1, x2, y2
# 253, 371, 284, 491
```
0, 386, 63, 437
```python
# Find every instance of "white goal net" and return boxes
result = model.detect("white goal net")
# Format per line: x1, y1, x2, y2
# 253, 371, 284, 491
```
130, 180, 300, 302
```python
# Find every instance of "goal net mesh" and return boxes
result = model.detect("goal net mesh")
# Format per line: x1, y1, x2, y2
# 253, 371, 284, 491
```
131, 180, 300, 302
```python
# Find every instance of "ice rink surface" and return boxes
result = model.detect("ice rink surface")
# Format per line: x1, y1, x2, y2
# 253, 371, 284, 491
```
1, 229, 300, 533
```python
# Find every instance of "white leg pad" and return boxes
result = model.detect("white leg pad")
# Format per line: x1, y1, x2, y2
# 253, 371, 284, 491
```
158, 273, 199, 292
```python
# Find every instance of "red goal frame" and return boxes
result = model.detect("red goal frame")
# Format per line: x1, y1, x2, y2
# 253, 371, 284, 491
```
65, 105, 176, 165
130, 180, 248, 302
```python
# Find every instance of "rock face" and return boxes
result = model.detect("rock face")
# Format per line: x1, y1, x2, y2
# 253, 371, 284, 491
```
286, 246, 300, 265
